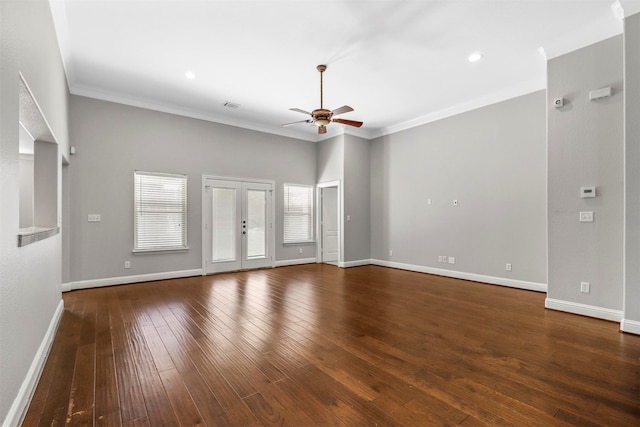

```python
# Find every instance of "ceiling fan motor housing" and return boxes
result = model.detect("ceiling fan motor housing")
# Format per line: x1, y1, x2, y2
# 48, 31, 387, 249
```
312, 108, 332, 126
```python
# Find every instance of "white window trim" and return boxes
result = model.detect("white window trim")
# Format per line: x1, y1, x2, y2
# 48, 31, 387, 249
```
283, 183, 314, 244
134, 171, 188, 253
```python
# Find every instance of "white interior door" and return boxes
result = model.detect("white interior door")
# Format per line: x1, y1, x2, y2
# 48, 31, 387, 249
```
205, 178, 272, 274
321, 186, 339, 263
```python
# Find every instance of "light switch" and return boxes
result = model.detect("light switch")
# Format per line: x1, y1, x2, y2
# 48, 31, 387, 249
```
579, 211, 594, 222
88, 214, 101, 222
580, 186, 596, 198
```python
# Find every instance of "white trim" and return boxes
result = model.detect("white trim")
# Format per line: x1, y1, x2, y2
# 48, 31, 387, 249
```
369, 82, 545, 139
620, 319, 640, 335
370, 259, 547, 292
71, 84, 319, 142
4, 300, 64, 427
274, 257, 317, 267
341, 259, 371, 268
545, 298, 624, 322
61, 269, 202, 292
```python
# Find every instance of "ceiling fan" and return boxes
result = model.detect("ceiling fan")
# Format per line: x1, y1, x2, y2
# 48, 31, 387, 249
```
282, 64, 363, 135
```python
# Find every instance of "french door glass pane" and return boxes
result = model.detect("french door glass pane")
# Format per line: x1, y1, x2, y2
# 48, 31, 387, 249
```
211, 188, 236, 262
247, 189, 266, 259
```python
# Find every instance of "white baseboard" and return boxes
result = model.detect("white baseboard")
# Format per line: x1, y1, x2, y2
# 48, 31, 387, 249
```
620, 318, 640, 335
4, 299, 64, 427
370, 259, 547, 293
545, 298, 623, 322
341, 259, 372, 268
274, 257, 317, 267
61, 269, 203, 292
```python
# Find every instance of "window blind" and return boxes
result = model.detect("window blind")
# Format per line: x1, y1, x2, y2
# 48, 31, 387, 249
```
283, 184, 313, 243
134, 171, 187, 251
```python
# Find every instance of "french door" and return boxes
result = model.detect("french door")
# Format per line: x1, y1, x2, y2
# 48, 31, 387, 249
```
204, 178, 273, 274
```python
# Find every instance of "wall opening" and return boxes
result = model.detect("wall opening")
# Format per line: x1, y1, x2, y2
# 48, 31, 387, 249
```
18, 76, 59, 246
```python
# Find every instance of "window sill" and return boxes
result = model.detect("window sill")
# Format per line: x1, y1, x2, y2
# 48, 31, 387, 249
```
17, 226, 60, 247
283, 241, 315, 246
133, 247, 189, 255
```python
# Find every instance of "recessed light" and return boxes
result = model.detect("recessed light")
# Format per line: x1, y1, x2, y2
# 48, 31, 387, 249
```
468, 52, 483, 63
185, 71, 196, 80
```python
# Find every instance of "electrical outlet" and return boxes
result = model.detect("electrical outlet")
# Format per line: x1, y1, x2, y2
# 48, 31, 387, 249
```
88, 214, 101, 222
506, 263, 512, 271
448, 256, 456, 264
124, 261, 131, 269
453, 199, 458, 206
438, 256, 443, 263
298, 248, 303, 254
442, 255, 447, 263
580, 282, 590, 293
389, 250, 393, 257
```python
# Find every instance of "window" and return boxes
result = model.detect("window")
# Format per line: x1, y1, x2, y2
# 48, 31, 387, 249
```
283, 184, 314, 243
134, 171, 187, 252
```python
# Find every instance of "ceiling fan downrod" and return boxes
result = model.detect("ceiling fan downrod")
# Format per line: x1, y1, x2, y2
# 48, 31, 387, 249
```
317, 64, 326, 109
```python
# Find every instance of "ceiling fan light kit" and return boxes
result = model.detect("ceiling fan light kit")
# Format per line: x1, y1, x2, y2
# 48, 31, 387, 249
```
282, 64, 363, 135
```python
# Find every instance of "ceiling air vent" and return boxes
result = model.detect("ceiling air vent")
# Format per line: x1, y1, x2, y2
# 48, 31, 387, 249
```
223, 101, 240, 109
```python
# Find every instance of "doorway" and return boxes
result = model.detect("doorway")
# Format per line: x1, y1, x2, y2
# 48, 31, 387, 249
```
318, 182, 340, 265
203, 177, 273, 274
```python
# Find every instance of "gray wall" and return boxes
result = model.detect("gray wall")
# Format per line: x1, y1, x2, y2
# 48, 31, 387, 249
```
68, 96, 316, 282
316, 133, 371, 264
624, 13, 640, 327
0, 0, 68, 424
547, 35, 624, 311
316, 134, 343, 184
344, 134, 371, 262
370, 91, 547, 284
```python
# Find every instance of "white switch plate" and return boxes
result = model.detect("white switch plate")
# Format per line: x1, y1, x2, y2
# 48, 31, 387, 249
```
448, 256, 456, 264
579, 211, 594, 222
453, 200, 458, 206
124, 261, 131, 269
506, 263, 512, 271
88, 214, 101, 222
389, 250, 393, 257
580, 281, 590, 293
438, 256, 443, 263
580, 186, 596, 198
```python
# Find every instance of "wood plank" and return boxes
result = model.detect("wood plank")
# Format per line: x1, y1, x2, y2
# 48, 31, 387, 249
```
158, 368, 204, 426
135, 360, 180, 426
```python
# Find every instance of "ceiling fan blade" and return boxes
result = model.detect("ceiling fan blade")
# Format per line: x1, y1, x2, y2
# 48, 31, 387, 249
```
289, 108, 312, 115
331, 105, 354, 115
281, 119, 312, 127
318, 125, 327, 135
333, 118, 363, 128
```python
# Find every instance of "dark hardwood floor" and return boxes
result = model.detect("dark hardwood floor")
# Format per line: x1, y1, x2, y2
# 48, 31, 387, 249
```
23, 264, 640, 426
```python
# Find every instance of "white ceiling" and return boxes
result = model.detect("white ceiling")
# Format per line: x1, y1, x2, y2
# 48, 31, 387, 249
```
49, 0, 640, 142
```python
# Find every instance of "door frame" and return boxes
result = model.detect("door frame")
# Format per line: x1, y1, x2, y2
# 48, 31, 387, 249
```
316, 180, 342, 265
201, 175, 275, 274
